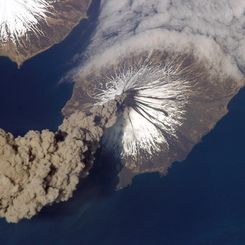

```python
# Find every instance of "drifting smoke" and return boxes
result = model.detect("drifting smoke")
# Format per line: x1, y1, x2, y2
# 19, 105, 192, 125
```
0, 99, 119, 223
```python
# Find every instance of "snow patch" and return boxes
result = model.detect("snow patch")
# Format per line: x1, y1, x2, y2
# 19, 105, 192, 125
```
0, 0, 55, 44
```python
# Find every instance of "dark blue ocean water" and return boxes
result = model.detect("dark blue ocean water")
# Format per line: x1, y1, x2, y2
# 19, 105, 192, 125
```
1, 1, 245, 244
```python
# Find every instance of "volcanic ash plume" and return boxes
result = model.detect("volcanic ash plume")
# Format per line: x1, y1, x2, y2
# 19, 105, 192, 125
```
0, 99, 119, 223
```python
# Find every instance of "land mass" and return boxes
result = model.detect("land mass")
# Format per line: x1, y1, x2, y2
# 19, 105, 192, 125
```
63, 50, 244, 188
0, 0, 92, 67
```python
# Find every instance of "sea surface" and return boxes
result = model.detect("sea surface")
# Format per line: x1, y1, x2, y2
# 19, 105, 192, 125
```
1, 1, 245, 244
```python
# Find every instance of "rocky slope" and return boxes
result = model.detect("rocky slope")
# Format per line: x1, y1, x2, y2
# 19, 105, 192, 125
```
0, 0, 91, 66
63, 48, 244, 188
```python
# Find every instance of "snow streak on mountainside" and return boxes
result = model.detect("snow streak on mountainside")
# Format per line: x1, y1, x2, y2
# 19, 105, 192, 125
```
93, 54, 194, 161
0, 0, 91, 65
0, 0, 53, 43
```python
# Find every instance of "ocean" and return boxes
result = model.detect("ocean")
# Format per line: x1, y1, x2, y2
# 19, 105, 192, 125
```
0, 0, 245, 244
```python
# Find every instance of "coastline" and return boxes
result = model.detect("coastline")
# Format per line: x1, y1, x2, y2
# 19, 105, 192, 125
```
0, 0, 93, 67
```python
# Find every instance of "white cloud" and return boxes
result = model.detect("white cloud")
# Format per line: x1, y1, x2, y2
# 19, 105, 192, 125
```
82, 0, 245, 77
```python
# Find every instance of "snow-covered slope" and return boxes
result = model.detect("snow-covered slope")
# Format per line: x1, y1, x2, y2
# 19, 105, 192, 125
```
0, 0, 52, 43
63, 0, 245, 187
0, 0, 91, 66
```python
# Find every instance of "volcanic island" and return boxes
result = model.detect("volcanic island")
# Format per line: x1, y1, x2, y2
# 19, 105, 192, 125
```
63, 49, 244, 188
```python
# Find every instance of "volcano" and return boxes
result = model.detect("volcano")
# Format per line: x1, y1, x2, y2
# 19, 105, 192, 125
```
0, 0, 91, 66
63, 48, 242, 187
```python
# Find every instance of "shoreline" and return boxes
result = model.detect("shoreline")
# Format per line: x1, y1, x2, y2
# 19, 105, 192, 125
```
0, 0, 92, 68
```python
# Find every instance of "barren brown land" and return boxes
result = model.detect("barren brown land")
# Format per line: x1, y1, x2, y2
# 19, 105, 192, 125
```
63, 50, 244, 187
0, 0, 92, 66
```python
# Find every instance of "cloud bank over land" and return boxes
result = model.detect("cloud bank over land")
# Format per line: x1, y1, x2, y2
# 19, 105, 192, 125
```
85, 0, 245, 74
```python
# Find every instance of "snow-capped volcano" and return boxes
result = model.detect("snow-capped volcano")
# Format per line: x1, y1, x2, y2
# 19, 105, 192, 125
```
92, 54, 193, 162
63, 40, 243, 187
0, 0, 53, 43
0, 0, 91, 66
0, 0, 52, 43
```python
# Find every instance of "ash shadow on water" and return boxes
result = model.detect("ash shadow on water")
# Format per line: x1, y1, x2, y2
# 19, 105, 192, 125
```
35, 112, 126, 221
37, 148, 123, 220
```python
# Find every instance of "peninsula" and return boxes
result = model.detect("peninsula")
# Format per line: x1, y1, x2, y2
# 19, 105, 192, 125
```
0, 0, 91, 66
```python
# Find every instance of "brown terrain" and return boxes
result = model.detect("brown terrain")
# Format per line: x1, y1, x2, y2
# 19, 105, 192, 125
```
63, 50, 244, 188
0, 0, 92, 66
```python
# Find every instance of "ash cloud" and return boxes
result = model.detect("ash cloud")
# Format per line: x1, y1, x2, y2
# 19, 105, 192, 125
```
0, 99, 119, 223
